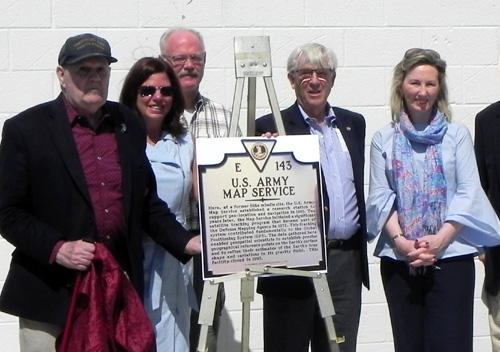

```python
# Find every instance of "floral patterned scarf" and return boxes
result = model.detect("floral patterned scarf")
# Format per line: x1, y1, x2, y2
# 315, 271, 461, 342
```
392, 111, 448, 240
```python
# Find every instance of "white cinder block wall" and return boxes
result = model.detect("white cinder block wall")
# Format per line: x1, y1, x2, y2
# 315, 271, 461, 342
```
1, 1, 499, 351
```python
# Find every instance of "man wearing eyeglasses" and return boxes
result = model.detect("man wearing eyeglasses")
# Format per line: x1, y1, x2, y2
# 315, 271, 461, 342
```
159, 27, 232, 352
255, 43, 369, 352
0, 33, 200, 352
160, 28, 232, 139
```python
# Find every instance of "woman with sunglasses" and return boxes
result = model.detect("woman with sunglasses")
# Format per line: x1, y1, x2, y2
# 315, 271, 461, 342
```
120, 57, 195, 352
366, 49, 500, 351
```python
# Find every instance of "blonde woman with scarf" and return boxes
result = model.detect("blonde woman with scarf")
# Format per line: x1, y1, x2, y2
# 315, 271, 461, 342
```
366, 48, 500, 352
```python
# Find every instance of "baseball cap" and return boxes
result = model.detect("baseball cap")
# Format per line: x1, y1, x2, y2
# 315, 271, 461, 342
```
58, 33, 118, 66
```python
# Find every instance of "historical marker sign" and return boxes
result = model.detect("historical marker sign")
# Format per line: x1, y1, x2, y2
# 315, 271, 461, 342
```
197, 135, 326, 278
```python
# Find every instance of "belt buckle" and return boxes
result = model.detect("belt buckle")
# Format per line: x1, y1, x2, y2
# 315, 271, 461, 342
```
328, 239, 343, 249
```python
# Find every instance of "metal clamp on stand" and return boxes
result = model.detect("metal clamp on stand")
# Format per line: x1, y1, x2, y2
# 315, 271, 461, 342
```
228, 36, 285, 137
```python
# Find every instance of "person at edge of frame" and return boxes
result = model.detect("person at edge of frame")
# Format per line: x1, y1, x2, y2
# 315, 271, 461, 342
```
475, 53, 500, 351
0, 33, 200, 352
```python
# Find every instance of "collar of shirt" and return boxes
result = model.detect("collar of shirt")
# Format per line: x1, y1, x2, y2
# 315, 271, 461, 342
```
194, 92, 204, 111
298, 104, 336, 129
181, 93, 204, 128
62, 95, 111, 129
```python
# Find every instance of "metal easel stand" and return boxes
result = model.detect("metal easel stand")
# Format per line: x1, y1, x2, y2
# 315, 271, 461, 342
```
228, 36, 286, 138
196, 266, 344, 352
197, 36, 343, 352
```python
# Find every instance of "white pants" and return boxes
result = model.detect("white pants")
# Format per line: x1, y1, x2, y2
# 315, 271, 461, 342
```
19, 318, 61, 352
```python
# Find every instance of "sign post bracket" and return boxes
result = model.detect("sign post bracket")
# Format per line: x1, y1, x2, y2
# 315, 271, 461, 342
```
228, 36, 286, 137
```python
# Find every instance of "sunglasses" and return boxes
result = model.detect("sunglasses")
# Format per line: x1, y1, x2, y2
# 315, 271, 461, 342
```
138, 86, 175, 97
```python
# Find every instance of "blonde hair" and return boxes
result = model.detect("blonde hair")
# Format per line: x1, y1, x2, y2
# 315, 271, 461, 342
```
390, 48, 451, 122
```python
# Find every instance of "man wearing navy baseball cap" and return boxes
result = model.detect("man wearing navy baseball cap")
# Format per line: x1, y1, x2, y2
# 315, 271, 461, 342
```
0, 33, 200, 351
54, 33, 118, 126
58, 33, 118, 66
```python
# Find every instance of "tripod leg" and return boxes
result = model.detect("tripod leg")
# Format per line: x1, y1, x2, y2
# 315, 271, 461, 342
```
263, 76, 286, 136
312, 273, 344, 352
240, 276, 255, 352
197, 281, 219, 352
230, 78, 245, 137
246, 77, 257, 137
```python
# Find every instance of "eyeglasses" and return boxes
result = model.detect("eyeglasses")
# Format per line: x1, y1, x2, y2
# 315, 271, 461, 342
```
138, 86, 175, 97
404, 48, 441, 59
163, 53, 206, 67
291, 68, 334, 81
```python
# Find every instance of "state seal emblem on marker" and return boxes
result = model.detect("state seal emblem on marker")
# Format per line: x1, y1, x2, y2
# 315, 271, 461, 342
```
251, 142, 267, 160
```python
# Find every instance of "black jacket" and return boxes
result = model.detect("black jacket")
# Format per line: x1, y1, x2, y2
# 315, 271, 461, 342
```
255, 102, 369, 298
0, 94, 194, 325
475, 101, 500, 296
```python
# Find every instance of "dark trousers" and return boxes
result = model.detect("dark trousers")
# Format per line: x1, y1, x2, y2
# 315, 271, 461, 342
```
262, 245, 362, 352
381, 255, 475, 352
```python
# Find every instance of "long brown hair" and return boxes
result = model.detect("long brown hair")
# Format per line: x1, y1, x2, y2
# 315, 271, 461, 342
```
120, 57, 186, 138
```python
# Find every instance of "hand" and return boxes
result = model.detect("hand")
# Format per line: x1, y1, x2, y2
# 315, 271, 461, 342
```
415, 234, 448, 257
56, 240, 95, 271
261, 132, 279, 138
412, 222, 461, 263
408, 239, 437, 267
478, 252, 486, 264
393, 236, 419, 257
393, 237, 436, 267
184, 235, 201, 255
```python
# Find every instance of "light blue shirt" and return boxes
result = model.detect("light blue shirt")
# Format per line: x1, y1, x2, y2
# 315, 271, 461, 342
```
142, 131, 195, 352
299, 105, 360, 240
366, 121, 500, 261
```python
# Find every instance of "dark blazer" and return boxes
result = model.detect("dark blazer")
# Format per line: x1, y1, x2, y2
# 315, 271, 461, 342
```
255, 102, 369, 298
475, 101, 500, 296
0, 94, 194, 325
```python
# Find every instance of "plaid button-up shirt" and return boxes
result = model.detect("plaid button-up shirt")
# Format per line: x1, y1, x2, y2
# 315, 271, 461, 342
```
185, 94, 238, 231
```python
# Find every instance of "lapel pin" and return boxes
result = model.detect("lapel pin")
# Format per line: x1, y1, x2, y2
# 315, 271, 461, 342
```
120, 123, 127, 133
346, 126, 351, 131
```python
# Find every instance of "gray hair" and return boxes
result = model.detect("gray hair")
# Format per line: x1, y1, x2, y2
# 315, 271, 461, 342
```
159, 27, 205, 55
287, 43, 338, 74
390, 48, 451, 122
